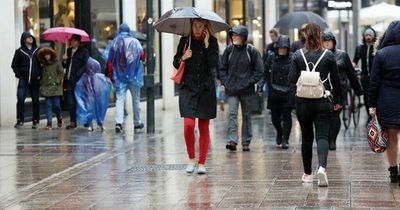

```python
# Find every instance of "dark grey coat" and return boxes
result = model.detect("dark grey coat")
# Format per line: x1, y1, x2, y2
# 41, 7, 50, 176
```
369, 21, 400, 128
173, 36, 219, 119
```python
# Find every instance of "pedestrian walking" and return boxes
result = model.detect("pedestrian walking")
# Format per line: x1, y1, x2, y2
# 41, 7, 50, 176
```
353, 27, 376, 124
75, 57, 112, 131
173, 19, 219, 174
368, 21, 400, 185
62, 34, 90, 129
219, 25, 264, 152
108, 22, 144, 133
11, 32, 42, 129
290, 24, 307, 53
288, 23, 342, 187
322, 32, 363, 150
37, 47, 64, 130
260, 35, 294, 149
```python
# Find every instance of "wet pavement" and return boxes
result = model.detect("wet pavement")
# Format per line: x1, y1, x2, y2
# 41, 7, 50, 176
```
1, 99, 399, 209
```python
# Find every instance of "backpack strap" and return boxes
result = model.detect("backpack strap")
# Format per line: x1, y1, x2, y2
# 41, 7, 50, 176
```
228, 44, 252, 64
312, 49, 328, 72
300, 49, 311, 72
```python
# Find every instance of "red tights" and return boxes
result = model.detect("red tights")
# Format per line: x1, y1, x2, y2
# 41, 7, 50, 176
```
184, 118, 210, 165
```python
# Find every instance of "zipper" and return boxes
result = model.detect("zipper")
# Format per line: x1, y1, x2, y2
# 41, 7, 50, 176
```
20, 48, 38, 83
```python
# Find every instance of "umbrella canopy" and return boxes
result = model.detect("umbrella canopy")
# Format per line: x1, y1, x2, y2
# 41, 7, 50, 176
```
43, 27, 90, 43
154, 7, 230, 35
274, 11, 328, 29
360, 2, 400, 26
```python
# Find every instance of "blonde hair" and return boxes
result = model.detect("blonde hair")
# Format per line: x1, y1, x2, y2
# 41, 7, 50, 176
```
192, 19, 215, 36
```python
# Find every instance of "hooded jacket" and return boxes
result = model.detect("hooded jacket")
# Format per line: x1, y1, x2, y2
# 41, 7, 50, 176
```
219, 26, 264, 96
108, 22, 143, 86
38, 48, 64, 96
11, 32, 42, 83
322, 32, 363, 97
353, 27, 377, 77
369, 21, 400, 127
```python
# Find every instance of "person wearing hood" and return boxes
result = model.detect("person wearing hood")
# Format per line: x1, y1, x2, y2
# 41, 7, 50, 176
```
259, 35, 294, 149
322, 32, 363, 150
62, 34, 90, 129
369, 20, 400, 185
108, 22, 144, 133
219, 25, 264, 152
75, 57, 112, 131
38, 47, 64, 130
173, 19, 219, 174
11, 32, 42, 129
353, 27, 377, 123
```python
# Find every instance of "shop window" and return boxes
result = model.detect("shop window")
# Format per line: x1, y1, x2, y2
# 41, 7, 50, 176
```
245, 0, 264, 51
213, 0, 228, 55
53, 0, 75, 27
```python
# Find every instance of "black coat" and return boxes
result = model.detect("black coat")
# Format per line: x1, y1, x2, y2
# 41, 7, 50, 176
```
369, 21, 400, 128
62, 46, 89, 89
353, 44, 374, 78
219, 44, 264, 96
289, 48, 341, 105
173, 36, 219, 119
11, 32, 42, 84
264, 53, 295, 109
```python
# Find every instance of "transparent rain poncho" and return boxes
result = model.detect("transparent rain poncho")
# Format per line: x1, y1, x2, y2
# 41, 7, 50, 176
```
108, 22, 143, 89
75, 57, 112, 126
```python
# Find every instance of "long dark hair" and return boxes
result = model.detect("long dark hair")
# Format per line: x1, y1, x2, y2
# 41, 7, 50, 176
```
304, 23, 323, 53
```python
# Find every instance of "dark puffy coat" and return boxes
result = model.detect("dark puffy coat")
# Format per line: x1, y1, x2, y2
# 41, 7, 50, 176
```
62, 46, 89, 89
173, 35, 219, 119
289, 48, 341, 105
369, 21, 400, 128
11, 32, 42, 84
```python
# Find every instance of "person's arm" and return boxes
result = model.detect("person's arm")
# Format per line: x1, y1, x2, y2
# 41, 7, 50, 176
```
205, 37, 219, 81
11, 50, 21, 78
328, 54, 341, 106
353, 45, 361, 66
73, 48, 89, 84
344, 53, 363, 95
368, 52, 382, 109
257, 54, 272, 87
173, 37, 187, 69
250, 48, 264, 85
218, 47, 230, 86
288, 52, 301, 85
56, 62, 65, 84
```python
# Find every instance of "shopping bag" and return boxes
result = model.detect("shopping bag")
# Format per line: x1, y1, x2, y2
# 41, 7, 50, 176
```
367, 115, 388, 153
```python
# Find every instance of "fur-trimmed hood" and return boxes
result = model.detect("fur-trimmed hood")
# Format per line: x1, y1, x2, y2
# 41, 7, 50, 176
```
38, 47, 58, 66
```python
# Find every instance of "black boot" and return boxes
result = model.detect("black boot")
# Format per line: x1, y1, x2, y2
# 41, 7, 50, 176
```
388, 165, 398, 183
281, 138, 289, 150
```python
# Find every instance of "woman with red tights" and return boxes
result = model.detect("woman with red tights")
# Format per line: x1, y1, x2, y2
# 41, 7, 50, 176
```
173, 19, 219, 174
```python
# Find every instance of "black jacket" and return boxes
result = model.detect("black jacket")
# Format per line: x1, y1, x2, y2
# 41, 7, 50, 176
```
353, 44, 374, 77
173, 36, 219, 119
264, 53, 295, 109
289, 48, 341, 105
62, 46, 89, 89
11, 32, 42, 84
219, 44, 264, 96
369, 21, 400, 128
332, 48, 363, 98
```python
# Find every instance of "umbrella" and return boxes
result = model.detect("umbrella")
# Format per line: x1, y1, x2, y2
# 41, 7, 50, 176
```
43, 27, 90, 43
274, 11, 328, 29
360, 2, 400, 26
153, 7, 230, 36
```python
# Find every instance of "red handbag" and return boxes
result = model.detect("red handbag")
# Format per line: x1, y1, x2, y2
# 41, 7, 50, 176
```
170, 43, 188, 84
367, 115, 388, 153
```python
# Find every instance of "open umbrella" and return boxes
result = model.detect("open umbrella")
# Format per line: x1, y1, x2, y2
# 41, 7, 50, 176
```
43, 27, 90, 43
154, 7, 230, 36
274, 11, 328, 29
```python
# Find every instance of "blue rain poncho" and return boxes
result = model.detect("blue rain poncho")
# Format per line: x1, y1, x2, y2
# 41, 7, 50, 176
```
75, 57, 112, 126
108, 22, 143, 89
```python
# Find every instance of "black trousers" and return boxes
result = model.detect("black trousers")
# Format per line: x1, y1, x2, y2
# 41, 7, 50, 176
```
270, 108, 292, 144
328, 109, 341, 148
296, 98, 333, 175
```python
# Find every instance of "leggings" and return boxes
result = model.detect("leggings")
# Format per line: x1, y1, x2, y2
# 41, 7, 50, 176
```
184, 118, 210, 165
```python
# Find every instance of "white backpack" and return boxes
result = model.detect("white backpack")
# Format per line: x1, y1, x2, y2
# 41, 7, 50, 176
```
296, 49, 330, 99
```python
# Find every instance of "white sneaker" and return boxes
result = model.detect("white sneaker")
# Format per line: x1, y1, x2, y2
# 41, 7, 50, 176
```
317, 166, 328, 187
301, 173, 313, 183
185, 164, 195, 173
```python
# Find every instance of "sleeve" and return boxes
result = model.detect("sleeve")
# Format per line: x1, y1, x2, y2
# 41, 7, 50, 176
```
257, 55, 272, 87
173, 37, 187, 69
329, 55, 341, 105
288, 52, 301, 85
56, 62, 65, 84
368, 52, 382, 108
353, 45, 361, 64
218, 47, 230, 85
73, 48, 90, 84
11, 50, 21, 77
344, 53, 363, 95
250, 48, 264, 85
205, 37, 220, 80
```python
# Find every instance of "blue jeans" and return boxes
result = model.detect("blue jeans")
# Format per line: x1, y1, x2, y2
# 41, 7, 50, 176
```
227, 95, 253, 145
17, 79, 40, 122
115, 82, 142, 126
45, 96, 62, 126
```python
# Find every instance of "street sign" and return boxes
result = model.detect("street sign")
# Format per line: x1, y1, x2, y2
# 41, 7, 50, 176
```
326, 0, 352, 10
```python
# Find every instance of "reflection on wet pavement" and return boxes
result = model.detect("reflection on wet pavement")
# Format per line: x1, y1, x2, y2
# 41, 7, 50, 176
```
0, 106, 399, 209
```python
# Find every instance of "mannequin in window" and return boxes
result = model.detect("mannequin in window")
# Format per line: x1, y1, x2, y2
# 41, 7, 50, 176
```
67, 1, 75, 27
